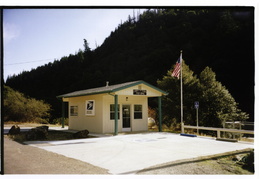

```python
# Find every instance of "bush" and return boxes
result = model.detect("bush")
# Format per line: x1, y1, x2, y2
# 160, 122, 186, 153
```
34, 117, 49, 124
4, 85, 51, 123
242, 151, 254, 172
52, 118, 69, 125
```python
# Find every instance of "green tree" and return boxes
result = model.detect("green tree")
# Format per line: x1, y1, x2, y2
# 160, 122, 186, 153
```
157, 60, 200, 127
158, 63, 249, 128
199, 67, 249, 127
5, 8, 254, 121
4, 85, 51, 123
83, 39, 91, 53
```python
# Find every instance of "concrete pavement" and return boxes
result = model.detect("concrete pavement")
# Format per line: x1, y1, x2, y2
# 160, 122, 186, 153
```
24, 132, 253, 175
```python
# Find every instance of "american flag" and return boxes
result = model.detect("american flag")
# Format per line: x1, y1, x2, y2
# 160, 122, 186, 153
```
171, 58, 182, 79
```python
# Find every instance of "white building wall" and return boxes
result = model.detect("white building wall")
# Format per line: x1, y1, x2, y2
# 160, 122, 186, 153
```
102, 95, 148, 133
68, 94, 104, 133
116, 84, 163, 97
102, 95, 121, 133
65, 83, 160, 134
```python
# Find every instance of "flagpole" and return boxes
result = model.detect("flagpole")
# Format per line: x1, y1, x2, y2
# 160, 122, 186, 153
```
180, 50, 184, 133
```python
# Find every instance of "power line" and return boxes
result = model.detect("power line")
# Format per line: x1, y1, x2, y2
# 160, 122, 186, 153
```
4, 59, 55, 66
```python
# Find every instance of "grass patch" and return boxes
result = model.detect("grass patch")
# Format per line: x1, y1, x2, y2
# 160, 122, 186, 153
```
7, 130, 96, 143
138, 149, 254, 175
198, 151, 254, 174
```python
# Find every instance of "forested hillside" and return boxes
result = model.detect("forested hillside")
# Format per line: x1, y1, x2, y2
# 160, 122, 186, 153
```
5, 8, 254, 122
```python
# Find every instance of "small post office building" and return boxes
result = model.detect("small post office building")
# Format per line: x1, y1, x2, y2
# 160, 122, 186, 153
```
57, 80, 168, 134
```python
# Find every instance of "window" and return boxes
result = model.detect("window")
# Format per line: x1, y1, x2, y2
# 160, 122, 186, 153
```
70, 106, 78, 116
134, 105, 142, 119
110, 104, 120, 120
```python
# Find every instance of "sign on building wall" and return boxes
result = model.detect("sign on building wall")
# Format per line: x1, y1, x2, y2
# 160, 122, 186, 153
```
133, 89, 147, 95
86, 100, 95, 116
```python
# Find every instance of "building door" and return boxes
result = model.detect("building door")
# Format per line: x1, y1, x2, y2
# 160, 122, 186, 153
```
122, 105, 131, 131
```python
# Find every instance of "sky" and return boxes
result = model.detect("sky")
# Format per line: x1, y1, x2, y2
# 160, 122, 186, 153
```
3, 8, 146, 81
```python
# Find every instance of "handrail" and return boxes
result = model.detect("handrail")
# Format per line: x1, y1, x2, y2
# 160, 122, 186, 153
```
183, 125, 254, 138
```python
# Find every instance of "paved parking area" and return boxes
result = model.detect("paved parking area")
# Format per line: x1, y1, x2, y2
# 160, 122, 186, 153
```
24, 132, 253, 174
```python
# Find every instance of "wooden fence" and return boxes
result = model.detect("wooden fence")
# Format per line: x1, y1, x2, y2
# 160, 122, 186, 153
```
183, 125, 254, 139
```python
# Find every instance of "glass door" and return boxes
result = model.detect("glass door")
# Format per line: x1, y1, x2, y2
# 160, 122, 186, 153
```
122, 105, 131, 130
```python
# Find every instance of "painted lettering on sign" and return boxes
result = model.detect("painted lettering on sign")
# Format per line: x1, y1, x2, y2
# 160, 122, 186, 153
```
133, 89, 147, 95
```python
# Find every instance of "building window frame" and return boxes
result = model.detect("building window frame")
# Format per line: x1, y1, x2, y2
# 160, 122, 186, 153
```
110, 104, 120, 120
134, 104, 143, 119
70, 106, 78, 116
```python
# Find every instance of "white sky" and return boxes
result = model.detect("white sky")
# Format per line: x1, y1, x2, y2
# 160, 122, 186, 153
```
3, 8, 146, 80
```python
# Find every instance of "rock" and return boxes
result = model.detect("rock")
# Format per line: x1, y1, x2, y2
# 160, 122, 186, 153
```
26, 127, 48, 140
36, 125, 49, 132
73, 130, 89, 138
148, 117, 156, 129
9, 125, 20, 135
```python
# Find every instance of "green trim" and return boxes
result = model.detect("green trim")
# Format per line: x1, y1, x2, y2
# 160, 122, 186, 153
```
111, 80, 168, 95
114, 95, 118, 135
57, 90, 112, 99
61, 101, 65, 128
138, 81, 169, 95
111, 81, 143, 92
57, 80, 168, 99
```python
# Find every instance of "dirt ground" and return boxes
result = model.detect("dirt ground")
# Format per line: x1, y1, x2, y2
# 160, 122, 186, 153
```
137, 151, 254, 175
4, 136, 109, 174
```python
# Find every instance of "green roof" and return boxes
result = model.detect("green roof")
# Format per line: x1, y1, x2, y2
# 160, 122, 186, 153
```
57, 80, 168, 98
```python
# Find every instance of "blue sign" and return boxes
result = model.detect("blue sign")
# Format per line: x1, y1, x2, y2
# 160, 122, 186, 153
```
194, 101, 199, 109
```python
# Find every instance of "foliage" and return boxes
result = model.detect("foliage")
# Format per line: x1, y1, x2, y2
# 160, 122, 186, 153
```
148, 107, 157, 119
52, 117, 69, 125
5, 8, 254, 121
241, 150, 254, 172
199, 67, 249, 127
157, 61, 200, 127
4, 85, 51, 123
157, 61, 249, 128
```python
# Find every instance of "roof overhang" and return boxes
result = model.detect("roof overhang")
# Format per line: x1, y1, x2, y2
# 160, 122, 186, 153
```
57, 80, 168, 99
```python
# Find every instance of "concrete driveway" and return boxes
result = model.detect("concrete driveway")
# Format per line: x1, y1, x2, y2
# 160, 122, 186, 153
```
24, 132, 253, 174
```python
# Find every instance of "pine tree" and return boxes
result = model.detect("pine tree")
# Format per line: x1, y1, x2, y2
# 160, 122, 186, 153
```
157, 62, 249, 129
199, 67, 249, 127
157, 60, 200, 127
83, 39, 91, 53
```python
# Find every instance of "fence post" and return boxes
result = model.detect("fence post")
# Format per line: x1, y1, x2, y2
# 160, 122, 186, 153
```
182, 124, 184, 134
217, 130, 220, 138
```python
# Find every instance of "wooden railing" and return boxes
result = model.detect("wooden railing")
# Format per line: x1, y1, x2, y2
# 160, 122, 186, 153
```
183, 125, 254, 139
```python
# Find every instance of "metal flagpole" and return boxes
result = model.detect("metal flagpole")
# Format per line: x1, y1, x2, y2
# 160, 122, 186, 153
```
180, 50, 184, 133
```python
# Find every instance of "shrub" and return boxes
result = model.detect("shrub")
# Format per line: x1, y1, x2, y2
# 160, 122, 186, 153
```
242, 151, 254, 172
52, 118, 69, 125
4, 85, 51, 123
